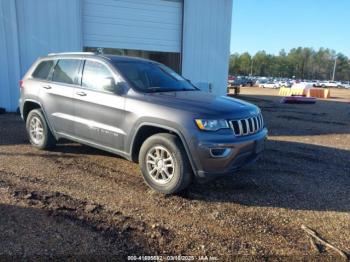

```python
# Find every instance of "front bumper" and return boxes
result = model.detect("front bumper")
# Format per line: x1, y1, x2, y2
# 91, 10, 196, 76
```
191, 128, 268, 178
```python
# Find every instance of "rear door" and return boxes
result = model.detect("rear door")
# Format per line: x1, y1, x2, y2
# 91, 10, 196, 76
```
39, 58, 82, 135
41, 58, 83, 135
73, 59, 126, 152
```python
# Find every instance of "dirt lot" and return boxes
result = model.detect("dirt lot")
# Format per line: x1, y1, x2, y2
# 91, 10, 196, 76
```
0, 87, 349, 260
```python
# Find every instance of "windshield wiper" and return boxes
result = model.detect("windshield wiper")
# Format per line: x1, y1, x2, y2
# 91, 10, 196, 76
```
147, 87, 198, 93
177, 88, 198, 91
147, 87, 174, 93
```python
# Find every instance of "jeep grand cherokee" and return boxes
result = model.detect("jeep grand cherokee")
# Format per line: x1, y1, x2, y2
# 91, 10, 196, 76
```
19, 52, 267, 194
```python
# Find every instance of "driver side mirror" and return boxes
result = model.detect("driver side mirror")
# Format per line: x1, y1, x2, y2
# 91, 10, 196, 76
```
102, 77, 116, 92
102, 77, 127, 95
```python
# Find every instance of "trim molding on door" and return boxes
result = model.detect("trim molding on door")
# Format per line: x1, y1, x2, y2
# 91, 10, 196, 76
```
52, 112, 126, 135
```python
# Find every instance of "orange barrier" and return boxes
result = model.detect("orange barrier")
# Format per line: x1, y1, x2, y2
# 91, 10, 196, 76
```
279, 87, 305, 96
305, 88, 330, 98
279, 87, 330, 99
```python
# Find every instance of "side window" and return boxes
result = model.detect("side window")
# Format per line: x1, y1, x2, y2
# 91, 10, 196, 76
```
32, 60, 54, 80
52, 59, 81, 85
82, 60, 115, 92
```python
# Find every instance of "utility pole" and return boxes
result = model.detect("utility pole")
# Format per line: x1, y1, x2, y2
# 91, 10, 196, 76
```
332, 57, 337, 81
250, 59, 254, 76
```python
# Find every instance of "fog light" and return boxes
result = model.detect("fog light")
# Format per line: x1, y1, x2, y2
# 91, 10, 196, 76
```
210, 148, 231, 158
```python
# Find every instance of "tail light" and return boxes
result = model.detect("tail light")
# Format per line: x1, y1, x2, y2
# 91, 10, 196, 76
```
19, 80, 24, 89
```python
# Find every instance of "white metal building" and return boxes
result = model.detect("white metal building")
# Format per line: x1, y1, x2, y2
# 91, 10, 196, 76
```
0, 0, 232, 112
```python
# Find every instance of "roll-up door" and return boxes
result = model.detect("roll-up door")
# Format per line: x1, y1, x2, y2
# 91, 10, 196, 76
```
83, 0, 182, 53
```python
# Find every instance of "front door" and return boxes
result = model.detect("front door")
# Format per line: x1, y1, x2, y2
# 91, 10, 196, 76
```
73, 59, 126, 152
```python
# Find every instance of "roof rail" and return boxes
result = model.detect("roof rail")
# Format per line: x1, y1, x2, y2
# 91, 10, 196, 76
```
47, 52, 96, 56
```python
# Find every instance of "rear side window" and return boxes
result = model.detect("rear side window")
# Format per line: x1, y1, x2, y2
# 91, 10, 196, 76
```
32, 60, 54, 80
52, 59, 81, 85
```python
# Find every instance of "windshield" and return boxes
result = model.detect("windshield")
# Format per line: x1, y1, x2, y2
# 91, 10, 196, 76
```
113, 61, 198, 93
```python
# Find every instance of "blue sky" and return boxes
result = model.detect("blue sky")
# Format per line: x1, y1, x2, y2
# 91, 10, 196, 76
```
230, 0, 350, 56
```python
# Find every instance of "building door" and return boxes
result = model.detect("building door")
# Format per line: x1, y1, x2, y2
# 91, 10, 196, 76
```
82, 0, 183, 72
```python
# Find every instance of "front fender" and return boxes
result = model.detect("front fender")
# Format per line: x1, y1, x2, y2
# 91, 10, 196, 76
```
128, 119, 198, 175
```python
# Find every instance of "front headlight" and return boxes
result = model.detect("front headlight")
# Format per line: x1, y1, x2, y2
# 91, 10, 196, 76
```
195, 119, 229, 131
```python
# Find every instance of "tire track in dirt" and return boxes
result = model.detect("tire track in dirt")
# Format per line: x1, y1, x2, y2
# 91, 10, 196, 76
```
0, 178, 174, 256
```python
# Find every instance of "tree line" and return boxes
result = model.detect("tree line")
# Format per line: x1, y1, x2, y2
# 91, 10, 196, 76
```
229, 47, 350, 81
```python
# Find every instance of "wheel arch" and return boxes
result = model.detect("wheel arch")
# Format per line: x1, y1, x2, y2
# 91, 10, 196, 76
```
130, 123, 197, 174
22, 99, 57, 139
22, 100, 42, 122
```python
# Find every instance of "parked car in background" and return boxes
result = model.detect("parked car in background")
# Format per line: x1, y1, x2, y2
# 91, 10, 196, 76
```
313, 81, 323, 87
234, 76, 245, 87
321, 81, 342, 88
235, 76, 250, 87
230, 76, 349, 89
278, 80, 291, 87
259, 81, 279, 89
255, 78, 268, 86
228, 75, 245, 88
20, 52, 267, 194
340, 81, 350, 89
245, 77, 255, 87
291, 82, 314, 91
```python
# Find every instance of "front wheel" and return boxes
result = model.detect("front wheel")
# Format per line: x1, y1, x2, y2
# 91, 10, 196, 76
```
138, 133, 192, 194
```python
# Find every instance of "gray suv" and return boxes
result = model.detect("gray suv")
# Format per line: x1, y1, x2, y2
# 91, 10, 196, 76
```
19, 52, 267, 194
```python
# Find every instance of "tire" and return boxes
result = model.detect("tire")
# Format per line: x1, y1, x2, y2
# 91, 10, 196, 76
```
26, 109, 56, 149
138, 133, 192, 194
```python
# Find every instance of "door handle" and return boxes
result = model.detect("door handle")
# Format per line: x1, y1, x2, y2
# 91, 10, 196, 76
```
76, 91, 87, 96
42, 85, 52, 89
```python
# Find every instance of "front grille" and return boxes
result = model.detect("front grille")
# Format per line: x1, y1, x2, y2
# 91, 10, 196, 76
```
229, 114, 264, 136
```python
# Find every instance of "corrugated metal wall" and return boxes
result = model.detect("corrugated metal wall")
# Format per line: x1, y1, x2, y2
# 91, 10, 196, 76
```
16, 0, 83, 77
0, 0, 232, 112
182, 0, 232, 96
82, 0, 182, 52
0, 0, 82, 112
0, 0, 21, 112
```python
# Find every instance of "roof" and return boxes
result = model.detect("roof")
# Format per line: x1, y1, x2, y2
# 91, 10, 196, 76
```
45, 52, 154, 63
105, 54, 155, 63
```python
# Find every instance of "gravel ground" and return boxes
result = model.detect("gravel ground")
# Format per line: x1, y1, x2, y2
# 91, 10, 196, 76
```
0, 87, 349, 260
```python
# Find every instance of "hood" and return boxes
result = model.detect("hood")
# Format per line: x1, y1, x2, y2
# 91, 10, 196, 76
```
142, 90, 260, 117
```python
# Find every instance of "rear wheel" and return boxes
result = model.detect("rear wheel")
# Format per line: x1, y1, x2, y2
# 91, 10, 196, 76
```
139, 133, 192, 194
26, 109, 56, 149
